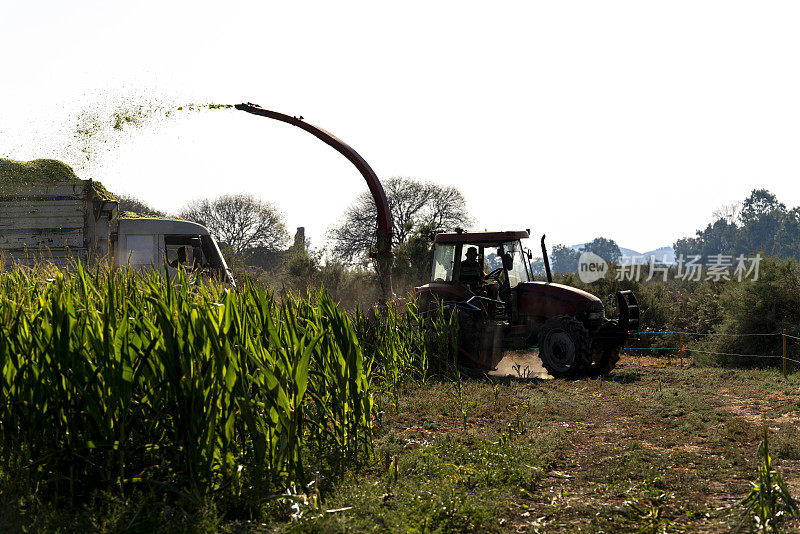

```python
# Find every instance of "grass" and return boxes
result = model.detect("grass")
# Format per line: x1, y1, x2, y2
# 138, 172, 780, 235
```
274, 363, 800, 533
740, 424, 800, 532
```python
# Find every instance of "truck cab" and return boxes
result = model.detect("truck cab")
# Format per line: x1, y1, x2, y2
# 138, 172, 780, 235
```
116, 217, 233, 285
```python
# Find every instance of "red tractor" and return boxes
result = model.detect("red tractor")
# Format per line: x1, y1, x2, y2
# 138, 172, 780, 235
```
414, 229, 638, 378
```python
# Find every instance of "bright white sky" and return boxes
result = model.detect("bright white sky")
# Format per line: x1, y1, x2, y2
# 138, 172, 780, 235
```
2, 1, 800, 255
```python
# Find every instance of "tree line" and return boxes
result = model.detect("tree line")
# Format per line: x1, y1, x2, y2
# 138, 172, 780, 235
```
122, 180, 628, 284
674, 188, 800, 260
541, 188, 800, 274
542, 188, 800, 369
542, 237, 623, 274
122, 182, 800, 289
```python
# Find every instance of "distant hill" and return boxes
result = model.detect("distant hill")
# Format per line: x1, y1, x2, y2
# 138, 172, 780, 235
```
569, 244, 676, 265
640, 246, 676, 265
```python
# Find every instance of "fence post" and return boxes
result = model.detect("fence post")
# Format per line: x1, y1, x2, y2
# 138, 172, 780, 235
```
679, 329, 683, 368
783, 329, 787, 378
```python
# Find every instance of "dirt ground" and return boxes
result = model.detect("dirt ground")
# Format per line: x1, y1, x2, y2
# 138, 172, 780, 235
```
289, 356, 800, 533
489, 350, 690, 380
490, 349, 552, 380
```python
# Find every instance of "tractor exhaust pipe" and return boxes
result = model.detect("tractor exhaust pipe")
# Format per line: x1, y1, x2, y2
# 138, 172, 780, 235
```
541, 234, 552, 283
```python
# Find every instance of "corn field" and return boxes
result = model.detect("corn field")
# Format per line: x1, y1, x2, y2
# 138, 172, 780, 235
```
0, 266, 380, 504
0, 265, 456, 506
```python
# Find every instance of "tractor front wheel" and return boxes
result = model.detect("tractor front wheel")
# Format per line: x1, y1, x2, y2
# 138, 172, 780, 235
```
538, 315, 591, 378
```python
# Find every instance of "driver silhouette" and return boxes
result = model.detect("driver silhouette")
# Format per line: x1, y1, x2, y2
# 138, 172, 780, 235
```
459, 247, 484, 283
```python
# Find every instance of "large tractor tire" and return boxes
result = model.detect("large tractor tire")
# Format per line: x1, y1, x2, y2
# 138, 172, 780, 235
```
587, 319, 623, 377
537, 315, 591, 378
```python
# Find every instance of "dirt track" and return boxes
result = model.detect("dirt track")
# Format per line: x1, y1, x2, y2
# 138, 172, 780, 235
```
490, 349, 553, 379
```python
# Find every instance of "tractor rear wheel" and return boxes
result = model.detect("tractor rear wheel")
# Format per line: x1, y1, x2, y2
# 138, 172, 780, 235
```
538, 315, 591, 378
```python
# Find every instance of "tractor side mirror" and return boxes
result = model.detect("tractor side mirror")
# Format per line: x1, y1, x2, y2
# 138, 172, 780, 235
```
526, 249, 533, 260
502, 253, 513, 271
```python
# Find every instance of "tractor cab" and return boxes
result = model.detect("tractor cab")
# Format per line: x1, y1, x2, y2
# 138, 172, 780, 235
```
426, 229, 532, 320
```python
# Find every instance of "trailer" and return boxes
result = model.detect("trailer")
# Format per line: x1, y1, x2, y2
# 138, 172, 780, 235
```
0, 158, 233, 284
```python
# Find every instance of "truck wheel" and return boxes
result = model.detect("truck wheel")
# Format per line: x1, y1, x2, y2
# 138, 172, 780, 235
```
537, 316, 591, 378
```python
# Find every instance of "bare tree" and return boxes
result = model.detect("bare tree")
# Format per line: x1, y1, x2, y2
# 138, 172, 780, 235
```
180, 193, 289, 254
712, 201, 743, 225
328, 177, 471, 264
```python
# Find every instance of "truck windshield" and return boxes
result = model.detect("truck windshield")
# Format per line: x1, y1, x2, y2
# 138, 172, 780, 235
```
201, 235, 234, 286
164, 234, 231, 283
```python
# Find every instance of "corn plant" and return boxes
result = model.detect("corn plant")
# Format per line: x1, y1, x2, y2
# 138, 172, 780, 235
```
352, 296, 458, 414
740, 424, 800, 533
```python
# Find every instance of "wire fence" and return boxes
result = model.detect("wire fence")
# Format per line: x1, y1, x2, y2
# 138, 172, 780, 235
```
636, 331, 779, 337
627, 329, 800, 375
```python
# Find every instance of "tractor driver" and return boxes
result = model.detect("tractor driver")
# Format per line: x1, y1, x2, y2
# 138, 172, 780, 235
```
459, 246, 485, 283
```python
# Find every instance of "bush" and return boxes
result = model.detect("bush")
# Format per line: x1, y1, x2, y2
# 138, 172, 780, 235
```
551, 260, 800, 368
694, 258, 800, 367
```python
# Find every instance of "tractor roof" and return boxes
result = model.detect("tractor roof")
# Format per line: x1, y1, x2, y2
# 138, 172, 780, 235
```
433, 230, 530, 244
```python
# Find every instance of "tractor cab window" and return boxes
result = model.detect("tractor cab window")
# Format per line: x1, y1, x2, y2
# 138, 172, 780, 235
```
500, 240, 531, 288
484, 250, 503, 272
431, 243, 456, 282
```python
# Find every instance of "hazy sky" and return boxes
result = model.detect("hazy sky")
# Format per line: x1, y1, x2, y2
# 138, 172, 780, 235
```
2, 1, 800, 255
